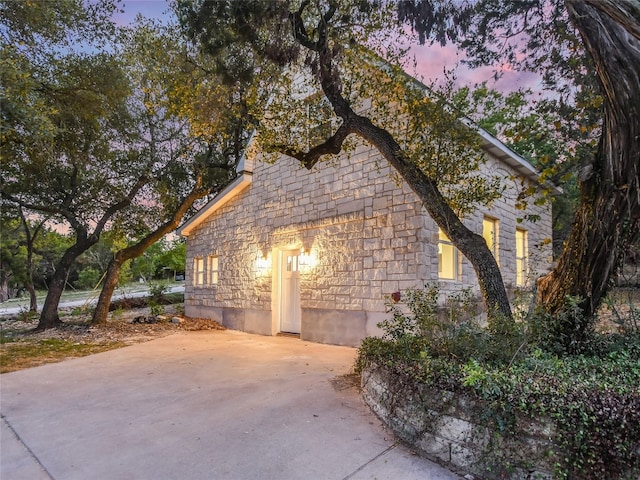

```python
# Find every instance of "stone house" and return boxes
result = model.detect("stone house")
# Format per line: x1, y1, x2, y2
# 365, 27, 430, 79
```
178, 127, 552, 346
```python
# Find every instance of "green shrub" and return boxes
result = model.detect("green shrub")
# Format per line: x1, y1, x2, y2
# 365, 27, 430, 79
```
527, 295, 599, 355
460, 347, 640, 479
76, 267, 102, 290
356, 285, 640, 479
148, 301, 165, 317
148, 281, 168, 302
380, 284, 526, 365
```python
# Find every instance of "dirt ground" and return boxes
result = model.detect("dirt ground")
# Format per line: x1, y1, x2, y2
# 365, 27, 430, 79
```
1, 305, 223, 343
0, 305, 225, 373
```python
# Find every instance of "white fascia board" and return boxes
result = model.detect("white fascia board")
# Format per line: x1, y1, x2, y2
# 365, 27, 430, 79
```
235, 130, 257, 174
472, 123, 541, 181
178, 173, 252, 237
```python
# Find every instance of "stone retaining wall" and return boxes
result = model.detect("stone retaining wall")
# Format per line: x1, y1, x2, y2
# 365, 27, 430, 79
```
361, 366, 558, 479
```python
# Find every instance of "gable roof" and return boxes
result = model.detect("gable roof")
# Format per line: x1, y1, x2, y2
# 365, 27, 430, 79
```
178, 131, 258, 237
177, 173, 252, 237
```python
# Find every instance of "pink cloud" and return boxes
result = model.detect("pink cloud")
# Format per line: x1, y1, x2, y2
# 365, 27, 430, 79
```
110, 3, 544, 96
409, 43, 544, 94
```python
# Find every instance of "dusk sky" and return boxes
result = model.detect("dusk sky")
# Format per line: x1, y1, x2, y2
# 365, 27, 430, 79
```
113, 0, 542, 93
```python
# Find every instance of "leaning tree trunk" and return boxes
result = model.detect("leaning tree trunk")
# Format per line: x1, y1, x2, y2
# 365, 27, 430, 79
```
91, 241, 155, 325
91, 183, 207, 325
91, 255, 124, 325
288, 7, 513, 321
38, 252, 75, 330
537, 0, 640, 329
36, 237, 97, 330
351, 115, 513, 321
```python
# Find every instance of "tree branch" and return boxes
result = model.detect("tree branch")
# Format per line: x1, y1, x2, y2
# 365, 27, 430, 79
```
289, 1, 319, 51
0, 191, 82, 231
277, 122, 352, 169
93, 173, 149, 239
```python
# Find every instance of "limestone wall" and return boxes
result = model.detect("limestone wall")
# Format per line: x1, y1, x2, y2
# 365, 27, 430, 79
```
184, 135, 553, 334
362, 366, 557, 479
185, 142, 429, 316
425, 156, 553, 298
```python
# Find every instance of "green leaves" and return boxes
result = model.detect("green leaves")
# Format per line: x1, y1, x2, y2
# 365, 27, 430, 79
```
358, 320, 640, 479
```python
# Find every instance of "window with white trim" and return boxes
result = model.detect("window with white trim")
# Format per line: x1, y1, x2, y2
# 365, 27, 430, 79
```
482, 216, 499, 264
194, 257, 205, 286
438, 229, 458, 280
208, 255, 219, 285
515, 228, 528, 286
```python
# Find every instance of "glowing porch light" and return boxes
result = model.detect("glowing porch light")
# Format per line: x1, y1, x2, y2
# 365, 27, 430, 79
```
298, 247, 317, 269
256, 251, 272, 272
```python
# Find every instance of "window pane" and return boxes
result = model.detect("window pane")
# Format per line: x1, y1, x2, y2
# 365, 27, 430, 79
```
286, 255, 298, 272
438, 229, 457, 280
483, 218, 495, 252
439, 243, 456, 279
515, 230, 525, 257
516, 259, 524, 286
195, 258, 204, 285
483, 217, 499, 265
208, 256, 219, 285
515, 229, 528, 286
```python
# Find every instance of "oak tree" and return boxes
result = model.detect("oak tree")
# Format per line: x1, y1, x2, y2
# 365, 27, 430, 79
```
399, 0, 640, 347
177, 0, 516, 321
2, 1, 153, 329
90, 20, 258, 325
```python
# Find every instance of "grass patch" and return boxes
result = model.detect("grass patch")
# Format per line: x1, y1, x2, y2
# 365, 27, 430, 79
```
0, 338, 126, 374
0, 330, 20, 344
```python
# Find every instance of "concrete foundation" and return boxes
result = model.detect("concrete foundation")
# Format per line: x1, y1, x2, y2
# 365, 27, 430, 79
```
185, 304, 386, 347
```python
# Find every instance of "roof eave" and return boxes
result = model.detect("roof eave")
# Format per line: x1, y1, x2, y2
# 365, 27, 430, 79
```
177, 173, 253, 237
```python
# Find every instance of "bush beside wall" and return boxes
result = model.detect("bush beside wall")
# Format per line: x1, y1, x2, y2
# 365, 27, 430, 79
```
362, 365, 557, 479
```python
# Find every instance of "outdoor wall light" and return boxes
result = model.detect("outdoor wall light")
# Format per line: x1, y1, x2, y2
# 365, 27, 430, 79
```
298, 248, 317, 268
256, 251, 271, 271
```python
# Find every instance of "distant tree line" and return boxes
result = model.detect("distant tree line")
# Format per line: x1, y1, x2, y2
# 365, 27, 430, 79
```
0, 215, 186, 304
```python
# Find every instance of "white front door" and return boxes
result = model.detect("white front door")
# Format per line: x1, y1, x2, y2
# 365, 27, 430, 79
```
280, 251, 301, 333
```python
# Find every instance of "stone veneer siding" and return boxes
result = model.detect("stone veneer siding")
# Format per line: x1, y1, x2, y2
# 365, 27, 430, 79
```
184, 139, 552, 346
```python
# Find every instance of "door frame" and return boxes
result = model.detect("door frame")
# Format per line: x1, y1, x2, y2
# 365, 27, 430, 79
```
271, 247, 302, 335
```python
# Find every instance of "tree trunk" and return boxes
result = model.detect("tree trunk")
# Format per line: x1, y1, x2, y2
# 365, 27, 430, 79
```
25, 232, 38, 312
0, 271, 9, 303
25, 281, 37, 312
36, 237, 97, 330
351, 115, 513, 321
91, 255, 124, 325
91, 183, 206, 325
289, 7, 513, 321
538, 1, 640, 325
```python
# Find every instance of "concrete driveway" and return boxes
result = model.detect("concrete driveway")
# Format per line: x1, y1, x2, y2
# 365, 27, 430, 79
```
1, 330, 461, 480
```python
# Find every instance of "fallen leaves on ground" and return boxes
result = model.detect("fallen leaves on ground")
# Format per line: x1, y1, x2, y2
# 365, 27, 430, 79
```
0, 305, 224, 373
